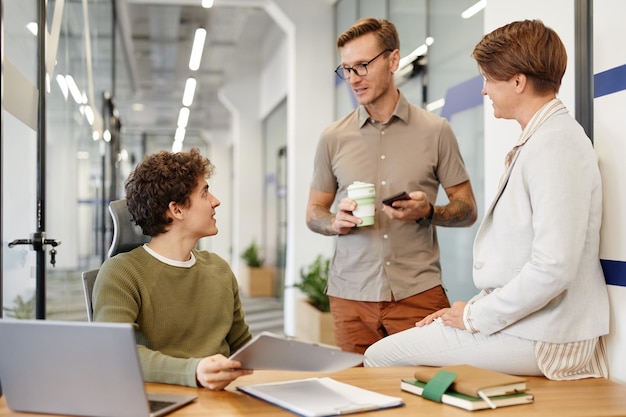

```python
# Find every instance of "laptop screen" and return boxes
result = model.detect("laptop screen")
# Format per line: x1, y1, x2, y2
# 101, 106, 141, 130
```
0, 319, 195, 417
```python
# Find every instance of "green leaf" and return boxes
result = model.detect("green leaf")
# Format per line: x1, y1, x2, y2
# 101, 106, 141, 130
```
295, 255, 330, 312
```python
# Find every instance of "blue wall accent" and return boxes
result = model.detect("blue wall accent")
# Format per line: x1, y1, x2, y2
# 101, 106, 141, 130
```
594, 64, 626, 98
601, 259, 626, 287
440, 75, 484, 120
439, 64, 626, 119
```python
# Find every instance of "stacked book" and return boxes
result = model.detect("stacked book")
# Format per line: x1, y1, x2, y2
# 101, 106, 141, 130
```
401, 364, 534, 411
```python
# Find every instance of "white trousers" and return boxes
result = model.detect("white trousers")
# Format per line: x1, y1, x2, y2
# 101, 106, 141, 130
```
363, 320, 543, 376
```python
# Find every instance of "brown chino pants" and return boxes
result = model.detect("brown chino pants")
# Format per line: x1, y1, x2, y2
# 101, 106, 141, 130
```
328, 285, 450, 354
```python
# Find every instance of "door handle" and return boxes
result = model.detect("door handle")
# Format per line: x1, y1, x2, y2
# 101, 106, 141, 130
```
8, 232, 62, 267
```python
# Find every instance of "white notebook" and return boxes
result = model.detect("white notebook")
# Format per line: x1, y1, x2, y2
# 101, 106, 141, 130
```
237, 377, 404, 417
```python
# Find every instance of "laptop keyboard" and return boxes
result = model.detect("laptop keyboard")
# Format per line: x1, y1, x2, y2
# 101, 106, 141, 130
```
149, 400, 175, 413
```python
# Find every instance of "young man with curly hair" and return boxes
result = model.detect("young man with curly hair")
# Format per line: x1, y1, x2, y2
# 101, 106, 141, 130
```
93, 148, 253, 390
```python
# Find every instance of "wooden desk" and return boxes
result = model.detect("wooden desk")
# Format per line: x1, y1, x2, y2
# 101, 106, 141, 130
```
1, 367, 625, 416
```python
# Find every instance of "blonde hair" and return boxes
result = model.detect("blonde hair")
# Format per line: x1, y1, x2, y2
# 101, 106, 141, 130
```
336, 17, 399, 51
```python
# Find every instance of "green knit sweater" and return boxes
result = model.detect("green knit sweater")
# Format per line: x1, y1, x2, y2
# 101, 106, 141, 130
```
93, 246, 252, 387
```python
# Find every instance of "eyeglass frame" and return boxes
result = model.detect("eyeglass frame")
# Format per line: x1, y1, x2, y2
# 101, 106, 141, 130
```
334, 49, 394, 80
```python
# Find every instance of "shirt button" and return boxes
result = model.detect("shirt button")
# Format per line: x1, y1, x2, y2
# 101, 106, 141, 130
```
381, 131, 385, 135
383, 234, 388, 239
381, 180, 387, 186
381, 155, 386, 160
385, 261, 391, 266
474, 261, 483, 269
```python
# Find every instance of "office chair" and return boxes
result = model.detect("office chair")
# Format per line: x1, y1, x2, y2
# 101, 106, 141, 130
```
81, 199, 151, 321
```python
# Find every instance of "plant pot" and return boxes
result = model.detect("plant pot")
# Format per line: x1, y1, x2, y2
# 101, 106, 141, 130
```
295, 298, 336, 346
240, 266, 275, 297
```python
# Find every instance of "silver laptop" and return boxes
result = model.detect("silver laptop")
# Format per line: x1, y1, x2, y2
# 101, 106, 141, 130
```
0, 319, 196, 417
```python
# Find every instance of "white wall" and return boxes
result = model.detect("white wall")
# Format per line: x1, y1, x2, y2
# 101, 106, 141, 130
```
220, 74, 264, 280
485, 0, 626, 383
267, 0, 336, 336
197, 130, 233, 263
593, 0, 626, 384
259, 25, 289, 119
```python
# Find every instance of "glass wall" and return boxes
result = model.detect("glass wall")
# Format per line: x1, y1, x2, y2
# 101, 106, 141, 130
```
333, 0, 484, 302
2, 0, 117, 320
1, 0, 39, 319
426, 1, 484, 302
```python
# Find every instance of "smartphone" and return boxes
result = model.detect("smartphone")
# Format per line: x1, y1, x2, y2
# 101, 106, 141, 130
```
382, 191, 410, 206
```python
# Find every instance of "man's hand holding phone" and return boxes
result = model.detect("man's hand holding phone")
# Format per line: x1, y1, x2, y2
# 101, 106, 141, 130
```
382, 190, 431, 222
382, 191, 410, 206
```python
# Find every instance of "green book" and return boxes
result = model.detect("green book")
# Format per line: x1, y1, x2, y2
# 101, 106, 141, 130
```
401, 379, 534, 411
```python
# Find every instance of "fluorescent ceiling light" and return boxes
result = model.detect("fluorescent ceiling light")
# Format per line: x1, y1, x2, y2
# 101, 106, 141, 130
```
26, 22, 38, 36
56, 74, 69, 100
65, 75, 83, 104
398, 43, 429, 70
172, 140, 183, 153
103, 129, 112, 142
462, 0, 486, 19
175, 127, 186, 142
426, 98, 446, 112
177, 107, 190, 128
132, 103, 145, 111
182, 78, 197, 107
202, 0, 214, 8
189, 28, 207, 71
83, 105, 95, 125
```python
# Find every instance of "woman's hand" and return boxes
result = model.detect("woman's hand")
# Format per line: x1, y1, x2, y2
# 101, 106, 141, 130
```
416, 301, 467, 330
196, 354, 253, 391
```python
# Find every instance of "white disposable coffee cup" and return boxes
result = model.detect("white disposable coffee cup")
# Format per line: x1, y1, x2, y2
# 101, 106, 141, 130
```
347, 181, 375, 227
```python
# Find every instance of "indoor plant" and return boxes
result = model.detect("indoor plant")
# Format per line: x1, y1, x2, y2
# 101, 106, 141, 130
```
240, 240, 275, 297
294, 255, 335, 345
295, 255, 330, 312
241, 239, 264, 267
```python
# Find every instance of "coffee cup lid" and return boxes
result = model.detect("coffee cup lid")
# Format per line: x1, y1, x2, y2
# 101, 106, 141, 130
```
347, 181, 374, 190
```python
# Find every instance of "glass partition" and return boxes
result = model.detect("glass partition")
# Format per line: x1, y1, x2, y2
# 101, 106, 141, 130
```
2, 0, 42, 319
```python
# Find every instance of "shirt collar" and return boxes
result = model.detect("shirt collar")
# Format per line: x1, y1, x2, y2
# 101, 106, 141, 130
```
357, 90, 409, 128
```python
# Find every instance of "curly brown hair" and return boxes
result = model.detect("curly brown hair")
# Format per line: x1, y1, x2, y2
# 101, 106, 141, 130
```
336, 17, 399, 51
124, 148, 214, 237
472, 19, 566, 95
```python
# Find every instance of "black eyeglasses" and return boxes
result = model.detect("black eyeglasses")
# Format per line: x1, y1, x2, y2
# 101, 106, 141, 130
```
335, 49, 393, 80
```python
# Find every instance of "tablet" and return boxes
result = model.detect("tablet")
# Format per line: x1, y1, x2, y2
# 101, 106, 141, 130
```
229, 332, 363, 371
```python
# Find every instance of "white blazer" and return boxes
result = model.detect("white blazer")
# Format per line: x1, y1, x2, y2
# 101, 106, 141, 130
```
470, 109, 610, 343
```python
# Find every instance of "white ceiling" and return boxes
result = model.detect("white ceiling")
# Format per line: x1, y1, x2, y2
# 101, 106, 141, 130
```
94, 0, 277, 146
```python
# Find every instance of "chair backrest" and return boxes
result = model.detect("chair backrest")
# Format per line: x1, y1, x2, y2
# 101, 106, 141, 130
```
107, 199, 151, 258
82, 199, 151, 321
81, 269, 98, 322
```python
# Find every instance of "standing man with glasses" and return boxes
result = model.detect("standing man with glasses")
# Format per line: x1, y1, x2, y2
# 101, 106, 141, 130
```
306, 18, 477, 354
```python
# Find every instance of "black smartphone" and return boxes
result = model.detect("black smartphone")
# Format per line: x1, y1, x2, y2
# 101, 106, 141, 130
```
382, 191, 410, 206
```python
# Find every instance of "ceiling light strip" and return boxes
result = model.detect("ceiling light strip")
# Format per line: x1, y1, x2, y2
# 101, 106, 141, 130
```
189, 28, 207, 71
